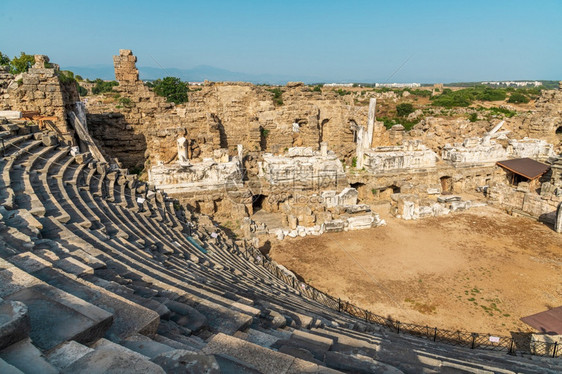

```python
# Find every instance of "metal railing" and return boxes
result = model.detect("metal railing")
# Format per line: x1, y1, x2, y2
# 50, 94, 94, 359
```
241, 244, 561, 359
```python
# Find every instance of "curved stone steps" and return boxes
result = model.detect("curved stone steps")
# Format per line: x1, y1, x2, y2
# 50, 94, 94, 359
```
9, 141, 45, 211
0, 133, 34, 156
57, 221, 253, 313
48, 155, 93, 229
91, 167, 107, 198
63, 162, 103, 230
113, 177, 127, 207
104, 202, 174, 254
1, 128, 559, 372
21, 145, 57, 217
314, 325, 560, 374
83, 167, 96, 190
105, 172, 117, 203
6, 251, 161, 343
79, 187, 132, 241
0, 139, 43, 209
33, 147, 71, 223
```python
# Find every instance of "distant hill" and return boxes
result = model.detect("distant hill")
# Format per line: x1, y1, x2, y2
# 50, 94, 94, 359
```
62, 64, 322, 85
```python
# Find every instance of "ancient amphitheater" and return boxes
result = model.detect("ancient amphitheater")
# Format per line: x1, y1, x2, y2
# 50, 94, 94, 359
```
0, 51, 561, 373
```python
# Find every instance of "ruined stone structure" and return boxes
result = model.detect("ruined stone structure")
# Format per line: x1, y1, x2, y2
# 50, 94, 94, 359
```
0, 120, 559, 372
363, 141, 438, 173
86, 50, 368, 172
1, 49, 561, 371
0, 55, 80, 145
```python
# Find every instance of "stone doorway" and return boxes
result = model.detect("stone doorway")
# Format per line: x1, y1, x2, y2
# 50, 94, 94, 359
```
440, 176, 453, 193
252, 194, 268, 213
350, 182, 368, 202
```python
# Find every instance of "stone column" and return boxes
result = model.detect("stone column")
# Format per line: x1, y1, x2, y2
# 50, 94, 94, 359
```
237, 144, 243, 162
356, 126, 365, 168
320, 142, 328, 157
366, 98, 376, 149
177, 137, 189, 165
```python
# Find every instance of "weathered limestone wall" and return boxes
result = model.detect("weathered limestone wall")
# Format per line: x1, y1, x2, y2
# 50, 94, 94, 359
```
442, 138, 507, 166
517, 89, 562, 144
362, 140, 438, 173
508, 138, 555, 159
149, 157, 242, 194
85, 50, 367, 170
0, 55, 80, 144
488, 182, 562, 223
259, 147, 346, 188
348, 164, 499, 201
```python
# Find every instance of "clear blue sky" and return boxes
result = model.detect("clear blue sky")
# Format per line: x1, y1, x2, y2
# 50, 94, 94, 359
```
1, 0, 560, 83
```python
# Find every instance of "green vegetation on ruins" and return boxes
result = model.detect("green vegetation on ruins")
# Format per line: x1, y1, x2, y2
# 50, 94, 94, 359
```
266, 87, 284, 106
148, 76, 189, 104
91, 79, 119, 95
0, 51, 35, 74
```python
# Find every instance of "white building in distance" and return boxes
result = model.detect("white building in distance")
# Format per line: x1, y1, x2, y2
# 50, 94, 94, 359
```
375, 83, 421, 88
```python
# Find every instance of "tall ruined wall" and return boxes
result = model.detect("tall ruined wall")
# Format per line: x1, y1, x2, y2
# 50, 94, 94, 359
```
516, 88, 562, 144
0, 55, 80, 144
85, 50, 561, 172
85, 50, 367, 169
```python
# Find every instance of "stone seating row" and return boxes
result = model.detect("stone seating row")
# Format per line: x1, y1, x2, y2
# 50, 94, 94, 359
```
0, 124, 560, 373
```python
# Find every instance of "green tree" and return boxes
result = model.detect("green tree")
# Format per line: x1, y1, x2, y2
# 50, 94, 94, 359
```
10, 52, 35, 74
152, 77, 189, 104
508, 92, 530, 104
0, 51, 10, 66
396, 103, 415, 117
91, 78, 119, 94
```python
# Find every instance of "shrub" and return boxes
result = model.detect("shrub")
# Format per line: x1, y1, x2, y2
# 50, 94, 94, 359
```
152, 76, 189, 104
77, 85, 88, 96
406, 89, 431, 97
396, 103, 415, 117
378, 116, 417, 131
508, 92, 530, 104
0, 51, 10, 66
335, 88, 351, 96
75, 75, 83, 81
91, 79, 119, 94
312, 85, 322, 92
267, 88, 283, 106
10, 52, 35, 74
475, 87, 506, 101
119, 97, 133, 108
468, 113, 478, 122
57, 70, 76, 84
260, 127, 270, 137
351, 157, 357, 168
431, 89, 473, 108
487, 106, 517, 118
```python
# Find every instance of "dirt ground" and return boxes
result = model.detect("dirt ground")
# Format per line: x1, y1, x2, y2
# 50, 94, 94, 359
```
269, 206, 562, 335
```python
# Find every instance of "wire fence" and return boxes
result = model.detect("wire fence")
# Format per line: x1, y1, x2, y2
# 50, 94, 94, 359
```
242, 244, 561, 359
2, 128, 559, 359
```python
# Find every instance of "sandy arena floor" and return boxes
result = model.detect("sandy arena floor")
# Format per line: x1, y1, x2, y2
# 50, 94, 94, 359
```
269, 206, 562, 335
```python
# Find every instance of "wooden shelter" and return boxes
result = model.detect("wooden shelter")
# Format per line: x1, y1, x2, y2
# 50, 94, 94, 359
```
496, 158, 550, 188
